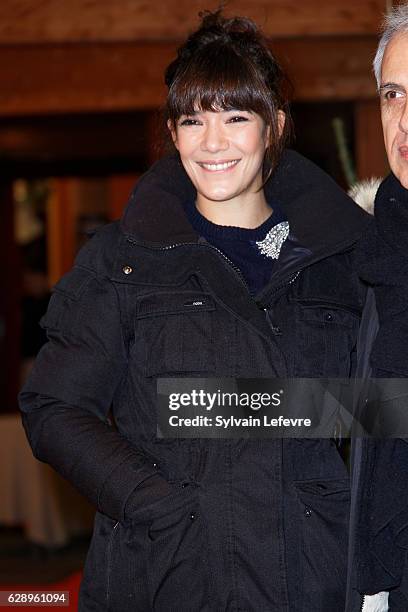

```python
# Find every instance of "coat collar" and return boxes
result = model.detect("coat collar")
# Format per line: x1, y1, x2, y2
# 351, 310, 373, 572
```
121, 149, 371, 254
119, 150, 371, 346
374, 172, 408, 256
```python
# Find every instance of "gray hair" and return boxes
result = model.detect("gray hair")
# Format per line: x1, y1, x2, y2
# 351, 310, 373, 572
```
373, 4, 408, 89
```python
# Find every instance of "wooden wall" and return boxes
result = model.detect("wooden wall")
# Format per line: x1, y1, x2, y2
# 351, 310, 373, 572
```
0, 0, 391, 116
0, 0, 388, 42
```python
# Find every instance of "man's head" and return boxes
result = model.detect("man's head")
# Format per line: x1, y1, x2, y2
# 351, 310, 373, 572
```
374, 5, 408, 188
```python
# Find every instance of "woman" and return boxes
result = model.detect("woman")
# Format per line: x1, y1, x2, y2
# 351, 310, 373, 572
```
19, 11, 370, 611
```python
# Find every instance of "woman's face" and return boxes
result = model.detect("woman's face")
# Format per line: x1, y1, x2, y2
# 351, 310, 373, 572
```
169, 109, 284, 208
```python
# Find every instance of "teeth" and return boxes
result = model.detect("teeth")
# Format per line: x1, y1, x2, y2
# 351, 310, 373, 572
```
200, 160, 239, 171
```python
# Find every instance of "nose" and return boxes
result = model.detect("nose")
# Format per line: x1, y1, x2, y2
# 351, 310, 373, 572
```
399, 99, 408, 134
200, 121, 229, 153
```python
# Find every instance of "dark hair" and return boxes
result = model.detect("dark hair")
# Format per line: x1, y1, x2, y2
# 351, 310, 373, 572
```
164, 10, 293, 181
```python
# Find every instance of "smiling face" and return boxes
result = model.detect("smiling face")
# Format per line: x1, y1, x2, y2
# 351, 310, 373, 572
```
169, 108, 284, 216
380, 32, 408, 188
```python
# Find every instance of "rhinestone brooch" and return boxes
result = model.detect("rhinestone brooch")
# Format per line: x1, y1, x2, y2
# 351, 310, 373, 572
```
255, 221, 289, 259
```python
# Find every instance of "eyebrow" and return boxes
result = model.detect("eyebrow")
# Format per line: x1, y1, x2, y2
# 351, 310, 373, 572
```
180, 108, 250, 117
379, 82, 406, 91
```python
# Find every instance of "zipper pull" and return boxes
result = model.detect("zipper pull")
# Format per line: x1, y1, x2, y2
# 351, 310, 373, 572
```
264, 308, 282, 336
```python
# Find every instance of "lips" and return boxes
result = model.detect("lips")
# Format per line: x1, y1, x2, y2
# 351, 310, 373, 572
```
196, 159, 240, 172
399, 146, 408, 159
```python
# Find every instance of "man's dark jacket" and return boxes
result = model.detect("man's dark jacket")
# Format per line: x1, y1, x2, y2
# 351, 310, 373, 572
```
349, 174, 408, 612
19, 150, 370, 612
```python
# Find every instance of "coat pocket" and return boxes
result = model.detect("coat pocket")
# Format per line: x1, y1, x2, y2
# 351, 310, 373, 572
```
134, 290, 216, 377
293, 477, 350, 612
295, 302, 359, 377
105, 487, 213, 612
79, 511, 150, 612
105, 518, 151, 612
145, 488, 214, 611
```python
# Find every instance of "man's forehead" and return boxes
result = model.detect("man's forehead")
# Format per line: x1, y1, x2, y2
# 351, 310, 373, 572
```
382, 32, 408, 83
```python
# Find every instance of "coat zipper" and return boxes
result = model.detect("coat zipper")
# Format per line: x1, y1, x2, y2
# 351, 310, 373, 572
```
127, 237, 305, 340
127, 237, 250, 292
199, 241, 250, 293
263, 270, 301, 335
263, 307, 282, 335
268, 269, 301, 298
126, 237, 308, 299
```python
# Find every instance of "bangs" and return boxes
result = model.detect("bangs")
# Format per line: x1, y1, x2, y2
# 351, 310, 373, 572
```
167, 44, 272, 121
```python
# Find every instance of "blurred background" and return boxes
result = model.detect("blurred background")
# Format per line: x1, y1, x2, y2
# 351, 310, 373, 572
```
0, 0, 394, 608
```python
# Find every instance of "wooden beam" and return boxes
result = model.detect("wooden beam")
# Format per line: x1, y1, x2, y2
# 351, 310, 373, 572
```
0, 0, 386, 44
0, 37, 379, 118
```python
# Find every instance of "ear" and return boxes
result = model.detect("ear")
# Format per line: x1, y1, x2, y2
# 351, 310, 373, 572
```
167, 119, 179, 150
264, 123, 271, 150
264, 110, 286, 149
277, 110, 286, 138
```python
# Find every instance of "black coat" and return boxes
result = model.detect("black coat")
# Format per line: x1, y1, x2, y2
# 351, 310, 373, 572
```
348, 174, 408, 612
19, 150, 370, 612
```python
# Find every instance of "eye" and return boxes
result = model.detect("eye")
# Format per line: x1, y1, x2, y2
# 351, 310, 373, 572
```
383, 89, 405, 101
227, 115, 250, 123
179, 117, 201, 126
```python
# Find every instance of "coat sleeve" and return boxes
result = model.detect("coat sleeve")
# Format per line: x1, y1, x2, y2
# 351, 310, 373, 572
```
19, 241, 174, 523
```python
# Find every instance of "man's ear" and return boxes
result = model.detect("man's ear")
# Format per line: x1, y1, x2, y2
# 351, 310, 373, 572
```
167, 119, 179, 150
277, 110, 286, 138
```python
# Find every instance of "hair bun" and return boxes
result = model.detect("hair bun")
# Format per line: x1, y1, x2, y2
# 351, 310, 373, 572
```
164, 10, 263, 87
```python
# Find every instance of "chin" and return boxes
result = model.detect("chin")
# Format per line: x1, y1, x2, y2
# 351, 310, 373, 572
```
199, 190, 237, 202
394, 166, 408, 190
399, 174, 408, 190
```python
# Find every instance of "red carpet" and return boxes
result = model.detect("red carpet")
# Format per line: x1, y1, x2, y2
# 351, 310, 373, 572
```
0, 572, 81, 610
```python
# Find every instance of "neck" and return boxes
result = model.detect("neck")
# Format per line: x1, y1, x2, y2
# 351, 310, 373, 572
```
196, 190, 272, 229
